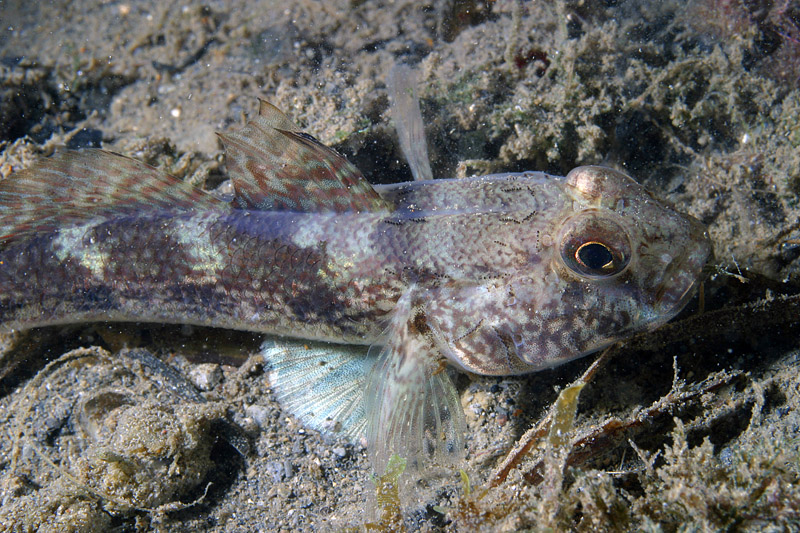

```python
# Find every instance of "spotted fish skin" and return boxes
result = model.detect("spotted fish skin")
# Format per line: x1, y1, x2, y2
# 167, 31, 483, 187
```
0, 169, 708, 358
0, 208, 386, 340
0, 101, 712, 474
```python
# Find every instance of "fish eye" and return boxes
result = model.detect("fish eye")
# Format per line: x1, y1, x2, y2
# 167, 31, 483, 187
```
558, 212, 631, 279
576, 242, 614, 271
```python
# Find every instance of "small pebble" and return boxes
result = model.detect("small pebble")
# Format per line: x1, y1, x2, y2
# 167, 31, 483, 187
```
189, 363, 222, 391
497, 411, 508, 426
245, 404, 271, 428
266, 461, 286, 483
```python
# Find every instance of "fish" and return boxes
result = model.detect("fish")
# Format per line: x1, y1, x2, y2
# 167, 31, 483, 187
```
0, 99, 712, 476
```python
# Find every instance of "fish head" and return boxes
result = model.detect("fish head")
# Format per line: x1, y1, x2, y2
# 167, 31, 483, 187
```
426, 166, 712, 375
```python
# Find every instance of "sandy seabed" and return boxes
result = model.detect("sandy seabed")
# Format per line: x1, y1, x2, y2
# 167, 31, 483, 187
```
1, 0, 800, 530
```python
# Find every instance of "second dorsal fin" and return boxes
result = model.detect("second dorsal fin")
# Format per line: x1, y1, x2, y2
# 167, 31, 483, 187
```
218, 100, 392, 213
0, 149, 223, 243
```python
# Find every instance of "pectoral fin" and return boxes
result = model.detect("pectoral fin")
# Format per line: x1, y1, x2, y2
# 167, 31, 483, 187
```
262, 338, 373, 442
364, 301, 466, 474
261, 295, 468, 478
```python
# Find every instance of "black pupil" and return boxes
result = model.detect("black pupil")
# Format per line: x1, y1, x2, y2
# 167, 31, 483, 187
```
577, 242, 613, 270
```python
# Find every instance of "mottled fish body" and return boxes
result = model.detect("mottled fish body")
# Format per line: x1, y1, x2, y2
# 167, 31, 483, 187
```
0, 101, 711, 474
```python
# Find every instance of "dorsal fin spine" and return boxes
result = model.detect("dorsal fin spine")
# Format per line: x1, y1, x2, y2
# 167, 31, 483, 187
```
220, 102, 392, 214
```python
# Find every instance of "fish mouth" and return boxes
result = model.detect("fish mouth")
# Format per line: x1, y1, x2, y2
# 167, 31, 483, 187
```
654, 218, 713, 319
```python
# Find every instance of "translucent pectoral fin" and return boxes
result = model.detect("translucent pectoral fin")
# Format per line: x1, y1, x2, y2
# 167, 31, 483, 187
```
364, 320, 466, 475
262, 338, 373, 442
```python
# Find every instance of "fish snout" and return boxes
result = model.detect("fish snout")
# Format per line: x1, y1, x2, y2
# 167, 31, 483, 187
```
653, 217, 713, 317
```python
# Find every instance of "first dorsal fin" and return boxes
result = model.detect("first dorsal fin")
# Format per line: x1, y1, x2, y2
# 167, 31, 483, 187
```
218, 100, 392, 213
0, 149, 223, 242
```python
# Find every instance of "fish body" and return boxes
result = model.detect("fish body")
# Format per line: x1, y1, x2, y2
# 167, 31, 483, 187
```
0, 101, 712, 472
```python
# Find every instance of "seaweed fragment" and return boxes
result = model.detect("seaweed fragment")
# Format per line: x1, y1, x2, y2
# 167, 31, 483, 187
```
364, 454, 408, 532
487, 345, 615, 490
445, 349, 603, 530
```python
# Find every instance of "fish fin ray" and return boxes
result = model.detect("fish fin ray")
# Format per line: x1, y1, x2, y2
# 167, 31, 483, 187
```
262, 338, 372, 442
364, 301, 466, 475
388, 64, 433, 182
256, 99, 302, 130
0, 149, 221, 242
219, 102, 391, 213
